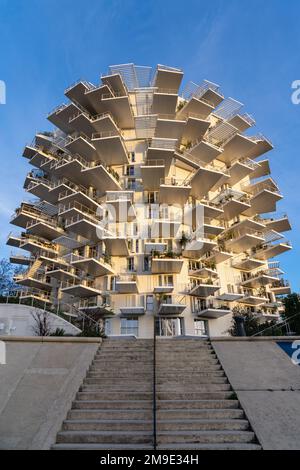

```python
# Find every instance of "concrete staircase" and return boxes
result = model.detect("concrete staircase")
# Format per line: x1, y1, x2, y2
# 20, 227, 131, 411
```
52, 336, 261, 450
52, 338, 154, 450
155, 338, 261, 450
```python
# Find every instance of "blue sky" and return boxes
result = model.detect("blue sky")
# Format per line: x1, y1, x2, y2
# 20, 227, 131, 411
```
0, 0, 299, 289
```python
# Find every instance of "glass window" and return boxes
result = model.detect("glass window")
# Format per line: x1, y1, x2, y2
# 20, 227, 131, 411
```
121, 317, 139, 336
127, 257, 135, 271
194, 320, 208, 336
146, 295, 154, 311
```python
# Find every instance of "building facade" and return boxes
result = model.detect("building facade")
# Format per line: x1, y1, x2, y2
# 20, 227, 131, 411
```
7, 63, 292, 338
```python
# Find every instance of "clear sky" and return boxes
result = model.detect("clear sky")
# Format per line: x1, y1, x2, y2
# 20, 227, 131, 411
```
0, 0, 299, 290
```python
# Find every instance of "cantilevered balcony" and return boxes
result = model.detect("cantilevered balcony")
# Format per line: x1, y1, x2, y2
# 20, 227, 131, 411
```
10, 203, 47, 229
19, 288, 51, 305
65, 133, 98, 161
78, 296, 114, 317
105, 191, 136, 222
227, 113, 256, 132
65, 79, 98, 112
242, 178, 283, 216
146, 138, 176, 174
193, 299, 231, 319
188, 261, 219, 279
69, 111, 120, 139
241, 270, 279, 289
152, 88, 178, 115
184, 139, 223, 165
18, 235, 59, 256
47, 265, 79, 283
250, 159, 271, 179
181, 115, 210, 145
183, 235, 218, 259
26, 217, 64, 241
15, 272, 52, 291
10, 252, 34, 266
237, 294, 269, 306
261, 212, 291, 233
140, 160, 166, 190
152, 65, 183, 93
58, 187, 101, 214
159, 177, 191, 205
100, 91, 134, 129
117, 293, 145, 316
64, 210, 107, 242
187, 279, 220, 297
189, 164, 229, 199
158, 295, 187, 316
155, 115, 186, 140
203, 217, 225, 237
253, 240, 292, 260
223, 228, 265, 254
270, 279, 291, 296
70, 253, 114, 277
26, 177, 55, 203
101, 72, 127, 96
226, 159, 258, 186
151, 256, 184, 274
243, 134, 273, 160
231, 255, 266, 272
217, 132, 258, 165
91, 130, 129, 165
178, 80, 223, 120
144, 241, 168, 254
47, 102, 81, 134
114, 275, 138, 294
203, 246, 233, 264
153, 282, 174, 294
104, 235, 129, 256
212, 189, 251, 221
61, 279, 102, 297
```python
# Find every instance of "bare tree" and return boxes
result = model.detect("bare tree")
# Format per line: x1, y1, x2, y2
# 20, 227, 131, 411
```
30, 309, 52, 336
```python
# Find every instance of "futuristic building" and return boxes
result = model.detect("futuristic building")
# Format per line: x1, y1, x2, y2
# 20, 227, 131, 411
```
7, 63, 292, 337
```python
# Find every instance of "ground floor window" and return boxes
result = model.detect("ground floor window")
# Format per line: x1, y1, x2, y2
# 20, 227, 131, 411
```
194, 319, 208, 336
156, 317, 183, 337
120, 317, 139, 336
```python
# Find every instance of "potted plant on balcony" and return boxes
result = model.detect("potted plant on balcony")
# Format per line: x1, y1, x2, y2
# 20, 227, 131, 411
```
179, 231, 190, 250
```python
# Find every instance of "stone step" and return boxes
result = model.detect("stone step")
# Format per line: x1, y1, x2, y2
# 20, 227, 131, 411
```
157, 419, 249, 432
157, 408, 245, 420
80, 383, 151, 392
156, 359, 219, 365
52, 443, 154, 450
56, 430, 153, 444
157, 384, 231, 392
157, 430, 255, 444
83, 380, 152, 388
157, 365, 222, 371
155, 371, 226, 378
157, 391, 233, 400
62, 419, 153, 431
76, 391, 233, 401
156, 377, 228, 384
86, 374, 152, 382
67, 409, 152, 420
72, 400, 153, 410
157, 399, 239, 410
156, 443, 261, 450
88, 370, 153, 377
77, 391, 153, 401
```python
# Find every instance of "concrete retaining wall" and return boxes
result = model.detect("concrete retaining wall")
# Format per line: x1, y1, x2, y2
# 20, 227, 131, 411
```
0, 337, 100, 449
212, 337, 300, 450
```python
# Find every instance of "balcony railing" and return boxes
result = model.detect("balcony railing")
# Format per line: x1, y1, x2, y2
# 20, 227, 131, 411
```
192, 299, 231, 314
160, 177, 191, 187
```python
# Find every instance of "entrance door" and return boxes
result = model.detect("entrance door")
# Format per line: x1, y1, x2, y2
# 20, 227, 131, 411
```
156, 317, 183, 337
194, 319, 208, 337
